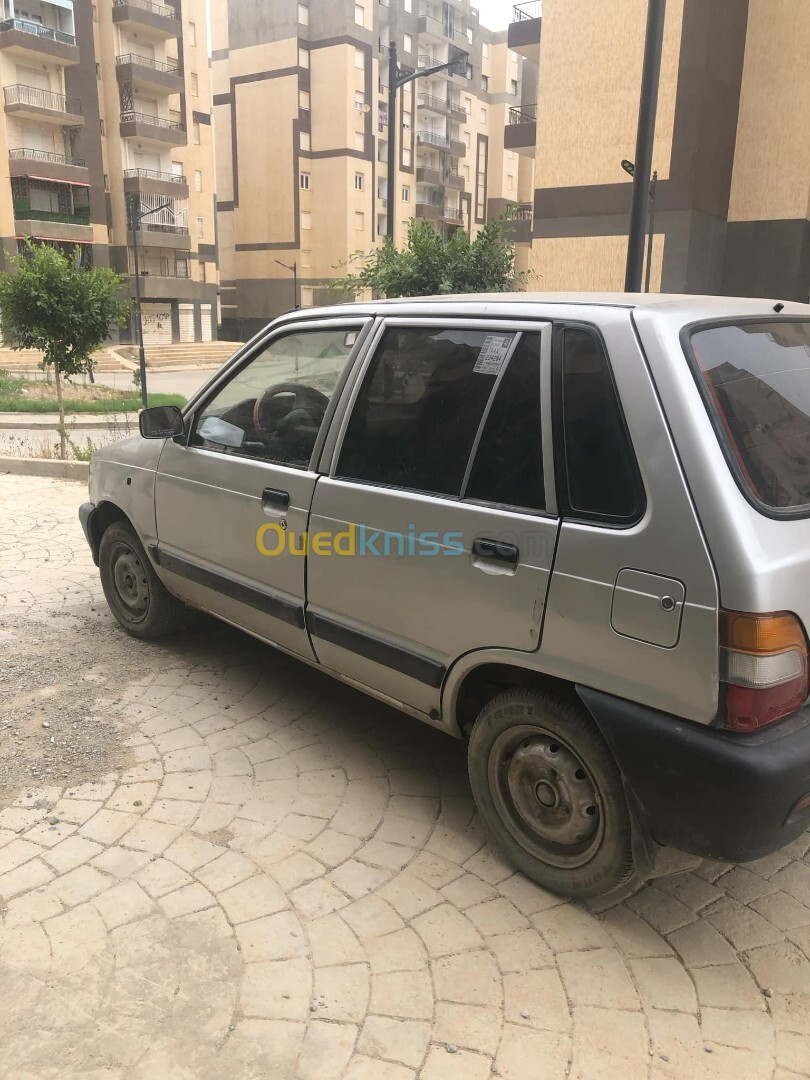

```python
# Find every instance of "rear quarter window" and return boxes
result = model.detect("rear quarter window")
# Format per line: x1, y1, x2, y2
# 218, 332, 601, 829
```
688, 320, 810, 513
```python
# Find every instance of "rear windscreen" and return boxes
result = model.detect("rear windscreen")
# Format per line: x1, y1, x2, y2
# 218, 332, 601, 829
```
690, 321, 810, 512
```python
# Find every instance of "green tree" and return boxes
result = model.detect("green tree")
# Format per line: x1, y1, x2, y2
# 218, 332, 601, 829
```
0, 243, 131, 459
331, 216, 528, 299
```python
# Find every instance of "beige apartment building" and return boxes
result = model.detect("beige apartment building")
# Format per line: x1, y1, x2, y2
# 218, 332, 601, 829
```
510, 0, 810, 301
0, 0, 218, 344
211, 0, 534, 340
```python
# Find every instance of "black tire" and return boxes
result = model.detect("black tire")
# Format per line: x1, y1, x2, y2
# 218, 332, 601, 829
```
467, 688, 637, 900
98, 521, 185, 640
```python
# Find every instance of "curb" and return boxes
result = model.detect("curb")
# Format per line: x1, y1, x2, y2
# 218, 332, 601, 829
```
0, 457, 89, 481
0, 415, 135, 431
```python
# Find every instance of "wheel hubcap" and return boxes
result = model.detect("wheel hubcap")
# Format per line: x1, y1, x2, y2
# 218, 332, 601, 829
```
489, 725, 603, 869
111, 545, 150, 622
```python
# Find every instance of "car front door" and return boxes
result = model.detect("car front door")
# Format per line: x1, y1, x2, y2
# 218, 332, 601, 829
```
306, 318, 560, 716
153, 318, 371, 659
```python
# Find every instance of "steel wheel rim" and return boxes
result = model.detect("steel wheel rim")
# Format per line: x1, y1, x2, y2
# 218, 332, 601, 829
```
488, 724, 604, 869
110, 543, 150, 623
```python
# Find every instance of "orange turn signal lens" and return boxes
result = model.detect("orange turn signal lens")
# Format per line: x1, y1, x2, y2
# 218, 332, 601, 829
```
720, 611, 808, 655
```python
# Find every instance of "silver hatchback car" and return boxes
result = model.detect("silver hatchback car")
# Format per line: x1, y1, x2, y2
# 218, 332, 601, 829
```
80, 294, 810, 901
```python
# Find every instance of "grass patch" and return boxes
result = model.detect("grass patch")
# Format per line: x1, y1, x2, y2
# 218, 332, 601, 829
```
0, 373, 184, 413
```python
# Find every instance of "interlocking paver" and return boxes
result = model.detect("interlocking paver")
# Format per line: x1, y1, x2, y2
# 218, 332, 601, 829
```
0, 475, 805, 1078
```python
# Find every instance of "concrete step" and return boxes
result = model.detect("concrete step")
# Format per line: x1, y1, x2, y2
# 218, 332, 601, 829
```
0, 349, 128, 374
112, 343, 243, 369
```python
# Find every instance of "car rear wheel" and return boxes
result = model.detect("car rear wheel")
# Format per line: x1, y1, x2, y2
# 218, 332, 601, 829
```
468, 688, 637, 899
99, 521, 184, 639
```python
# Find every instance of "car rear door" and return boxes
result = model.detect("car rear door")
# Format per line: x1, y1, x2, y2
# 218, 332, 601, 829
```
153, 318, 371, 659
306, 318, 559, 716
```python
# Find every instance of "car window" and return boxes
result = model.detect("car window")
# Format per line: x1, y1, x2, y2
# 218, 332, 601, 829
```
336, 326, 516, 497
465, 333, 545, 512
689, 321, 810, 512
560, 328, 641, 522
192, 327, 358, 468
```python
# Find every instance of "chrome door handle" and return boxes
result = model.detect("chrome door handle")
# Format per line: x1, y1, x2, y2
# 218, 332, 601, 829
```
262, 488, 290, 513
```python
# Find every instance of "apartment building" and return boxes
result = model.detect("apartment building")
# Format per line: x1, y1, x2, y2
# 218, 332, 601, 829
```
0, 0, 218, 344
510, 0, 810, 302
211, 0, 531, 341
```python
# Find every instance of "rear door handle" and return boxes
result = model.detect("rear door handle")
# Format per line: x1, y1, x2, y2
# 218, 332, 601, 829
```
262, 487, 290, 513
472, 537, 519, 567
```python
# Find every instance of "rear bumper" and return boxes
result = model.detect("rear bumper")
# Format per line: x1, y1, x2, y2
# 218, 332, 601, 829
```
578, 686, 810, 864
79, 502, 99, 564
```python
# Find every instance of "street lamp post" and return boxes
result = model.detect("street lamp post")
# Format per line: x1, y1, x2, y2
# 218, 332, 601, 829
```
274, 259, 298, 312
621, 160, 658, 292
386, 41, 467, 245
129, 194, 173, 410
624, 0, 666, 291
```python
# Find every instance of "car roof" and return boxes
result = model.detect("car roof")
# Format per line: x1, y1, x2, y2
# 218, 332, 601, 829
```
282, 292, 810, 324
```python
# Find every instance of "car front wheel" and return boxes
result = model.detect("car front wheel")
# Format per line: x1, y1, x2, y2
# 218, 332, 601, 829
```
467, 688, 638, 900
98, 521, 184, 640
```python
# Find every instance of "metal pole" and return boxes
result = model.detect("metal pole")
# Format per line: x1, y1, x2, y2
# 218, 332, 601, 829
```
386, 41, 397, 244
129, 196, 148, 410
293, 262, 298, 309
644, 170, 658, 293
625, 0, 666, 292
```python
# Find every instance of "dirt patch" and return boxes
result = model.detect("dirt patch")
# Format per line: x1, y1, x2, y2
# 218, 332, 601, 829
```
10, 379, 129, 404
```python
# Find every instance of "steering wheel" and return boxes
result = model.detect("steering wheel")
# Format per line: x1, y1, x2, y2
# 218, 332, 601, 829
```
252, 382, 330, 436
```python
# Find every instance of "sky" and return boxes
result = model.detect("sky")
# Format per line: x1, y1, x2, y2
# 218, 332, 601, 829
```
474, 0, 513, 31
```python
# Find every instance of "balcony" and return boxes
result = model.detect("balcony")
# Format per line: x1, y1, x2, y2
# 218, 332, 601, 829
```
0, 16, 78, 63
505, 103, 537, 157
116, 53, 183, 93
508, 1, 541, 61
417, 93, 469, 124
135, 220, 190, 249
415, 130, 465, 157
415, 201, 440, 222
123, 166, 188, 198
9, 146, 88, 185
14, 197, 92, 244
112, 0, 179, 39
418, 6, 469, 45
4, 84, 82, 126
504, 202, 533, 243
120, 110, 186, 146
441, 204, 463, 224
416, 165, 441, 186
444, 170, 464, 191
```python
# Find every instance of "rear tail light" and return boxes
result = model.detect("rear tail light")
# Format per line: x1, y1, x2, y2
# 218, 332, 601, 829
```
720, 610, 809, 732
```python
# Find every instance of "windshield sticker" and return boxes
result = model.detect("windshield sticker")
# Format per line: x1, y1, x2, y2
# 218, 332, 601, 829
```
474, 334, 513, 375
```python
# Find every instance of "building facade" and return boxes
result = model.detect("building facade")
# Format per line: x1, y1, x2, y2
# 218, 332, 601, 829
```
510, 0, 810, 301
211, 0, 532, 341
0, 0, 218, 344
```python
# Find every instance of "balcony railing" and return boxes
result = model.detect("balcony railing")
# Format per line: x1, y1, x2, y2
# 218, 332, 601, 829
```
512, 1, 542, 20
448, 101, 467, 121
418, 53, 442, 69
124, 167, 187, 184
116, 53, 181, 75
0, 17, 76, 45
443, 205, 463, 222
4, 83, 81, 114
416, 130, 450, 149
418, 6, 469, 42
14, 204, 91, 226
417, 93, 448, 112
113, 0, 178, 20
121, 110, 184, 130
506, 202, 533, 220
508, 103, 537, 124
10, 147, 86, 167
141, 221, 188, 234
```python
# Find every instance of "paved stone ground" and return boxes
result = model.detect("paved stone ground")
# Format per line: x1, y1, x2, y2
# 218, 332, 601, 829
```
1, 475, 810, 1080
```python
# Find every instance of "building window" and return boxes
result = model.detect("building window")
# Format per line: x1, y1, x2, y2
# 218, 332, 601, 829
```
480, 108, 486, 123
511, 79, 518, 95
403, 33, 412, 53
355, 211, 364, 231
190, 72, 199, 97
355, 47, 365, 69
300, 286, 314, 307
195, 169, 202, 192
299, 48, 310, 69
355, 172, 365, 191
404, 0, 412, 10
301, 210, 312, 229
200, 261, 207, 283
481, 74, 489, 91
464, 165, 471, 181
355, 91, 365, 111
355, 3, 364, 25
301, 250, 312, 269
506, 173, 514, 191
354, 131, 365, 151
298, 4, 309, 25
465, 96, 472, 111
475, 135, 488, 222
301, 130, 311, 151
300, 171, 311, 190
197, 215, 205, 238
300, 89, 311, 111
464, 131, 471, 147
482, 42, 489, 58
401, 185, 410, 202
466, 27, 473, 43
188, 21, 197, 45
402, 110, 412, 129
402, 146, 411, 166
193, 122, 201, 145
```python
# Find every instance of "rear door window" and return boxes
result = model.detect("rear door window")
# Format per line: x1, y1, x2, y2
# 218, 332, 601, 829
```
689, 321, 810, 512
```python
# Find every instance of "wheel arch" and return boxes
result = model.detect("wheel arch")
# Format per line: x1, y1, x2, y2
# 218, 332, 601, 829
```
86, 501, 132, 564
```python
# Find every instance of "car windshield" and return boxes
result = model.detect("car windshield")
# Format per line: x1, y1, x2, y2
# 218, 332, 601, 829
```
690, 320, 810, 512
